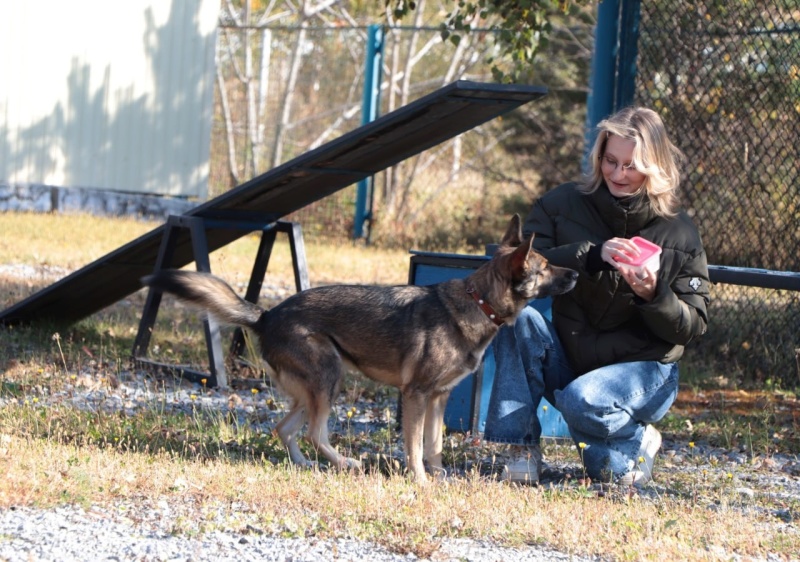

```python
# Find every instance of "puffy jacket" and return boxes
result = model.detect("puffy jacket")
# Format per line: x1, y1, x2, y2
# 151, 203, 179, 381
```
523, 182, 710, 375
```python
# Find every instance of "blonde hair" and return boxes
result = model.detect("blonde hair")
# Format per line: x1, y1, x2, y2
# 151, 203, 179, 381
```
581, 106, 684, 218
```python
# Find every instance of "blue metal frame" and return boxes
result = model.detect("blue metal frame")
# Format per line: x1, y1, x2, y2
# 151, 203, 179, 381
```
354, 24, 384, 240
616, 0, 642, 110
584, 0, 642, 168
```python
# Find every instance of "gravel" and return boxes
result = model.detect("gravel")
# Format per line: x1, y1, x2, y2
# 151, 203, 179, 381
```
0, 504, 604, 561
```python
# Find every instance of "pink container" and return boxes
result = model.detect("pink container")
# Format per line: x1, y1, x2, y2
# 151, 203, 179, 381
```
619, 236, 662, 273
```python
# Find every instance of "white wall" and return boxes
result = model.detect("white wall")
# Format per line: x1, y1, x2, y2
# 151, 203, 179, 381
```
0, 0, 218, 199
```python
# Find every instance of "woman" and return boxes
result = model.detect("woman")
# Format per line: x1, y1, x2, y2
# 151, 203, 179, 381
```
484, 107, 710, 486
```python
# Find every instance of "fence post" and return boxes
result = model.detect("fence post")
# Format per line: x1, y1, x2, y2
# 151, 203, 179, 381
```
584, 0, 619, 170
353, 24, 384, 241
616, 0, 642, 110
583, 0, 642, 168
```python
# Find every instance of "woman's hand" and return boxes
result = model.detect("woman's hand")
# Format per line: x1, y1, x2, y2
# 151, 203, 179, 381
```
601, 238, 657, 301
601, 237, 640, 265
617, 264, 656, 301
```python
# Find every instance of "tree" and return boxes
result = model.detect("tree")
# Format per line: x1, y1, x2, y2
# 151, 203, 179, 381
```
210, 1, 596, 248
387, 0, 592, 83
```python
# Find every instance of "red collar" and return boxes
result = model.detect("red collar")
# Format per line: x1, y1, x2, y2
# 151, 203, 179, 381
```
466, 285, 505, 326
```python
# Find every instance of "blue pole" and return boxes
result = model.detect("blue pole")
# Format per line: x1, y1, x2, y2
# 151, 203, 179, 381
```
353, 24, 383, 240
616, 0, 642, 109
583, 0, 620, 171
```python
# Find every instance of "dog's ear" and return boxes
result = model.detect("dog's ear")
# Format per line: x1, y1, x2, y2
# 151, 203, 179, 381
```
509, 231, 535, 277
500, 214, 523, 247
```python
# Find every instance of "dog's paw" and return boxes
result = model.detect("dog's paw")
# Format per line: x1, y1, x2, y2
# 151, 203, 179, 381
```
428, 466, 449, 482
288, 454, 315, 469
340, 457, 363, 471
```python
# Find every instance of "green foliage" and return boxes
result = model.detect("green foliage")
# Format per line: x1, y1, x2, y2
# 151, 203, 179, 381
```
388, 0, 592, 83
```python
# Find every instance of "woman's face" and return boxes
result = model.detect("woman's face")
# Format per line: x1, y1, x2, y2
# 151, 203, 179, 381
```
601, 134, 646, 198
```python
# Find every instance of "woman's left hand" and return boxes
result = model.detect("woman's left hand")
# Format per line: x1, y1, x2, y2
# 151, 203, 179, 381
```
617, 266, 657, 302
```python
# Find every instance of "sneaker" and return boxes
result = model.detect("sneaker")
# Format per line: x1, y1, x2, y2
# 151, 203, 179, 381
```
501, 445, 542, 484
618, 424, 662, 486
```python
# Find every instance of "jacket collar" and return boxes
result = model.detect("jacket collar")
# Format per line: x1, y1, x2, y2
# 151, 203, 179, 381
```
590, 183, 657, 236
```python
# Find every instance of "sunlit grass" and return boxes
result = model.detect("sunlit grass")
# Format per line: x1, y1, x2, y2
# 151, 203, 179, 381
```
0, 411, 796, 559
0, 211, 410, 290
2, 317, 798, 559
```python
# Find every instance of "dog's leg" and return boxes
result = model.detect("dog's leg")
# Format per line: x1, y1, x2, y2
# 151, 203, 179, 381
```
275, 399, 311, 466
265, 364, 312, 466
423, 390, 451, 479
400, 391, 429, 483
305, 395, 362, 471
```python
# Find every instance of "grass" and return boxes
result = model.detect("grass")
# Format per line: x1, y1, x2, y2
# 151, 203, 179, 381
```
1, 212, 799, 560
0, 211, 413, 287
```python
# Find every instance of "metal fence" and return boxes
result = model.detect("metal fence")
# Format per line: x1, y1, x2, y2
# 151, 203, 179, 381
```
210, 24, 502, 244
210, 5, 800, 386
210, 16, 594, 249
634, 0, 800, 386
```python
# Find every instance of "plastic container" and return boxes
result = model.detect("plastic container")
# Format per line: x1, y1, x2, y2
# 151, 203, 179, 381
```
618, 236, 662, 274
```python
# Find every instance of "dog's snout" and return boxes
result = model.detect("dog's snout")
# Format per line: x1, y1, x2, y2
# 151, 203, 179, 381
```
555, 267, 579, 295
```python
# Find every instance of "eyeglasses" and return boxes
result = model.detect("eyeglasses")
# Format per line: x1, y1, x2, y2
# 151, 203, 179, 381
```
600, 155, 639, 174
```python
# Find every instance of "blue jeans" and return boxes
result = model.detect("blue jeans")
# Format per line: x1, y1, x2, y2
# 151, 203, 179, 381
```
484, 305, 679, 481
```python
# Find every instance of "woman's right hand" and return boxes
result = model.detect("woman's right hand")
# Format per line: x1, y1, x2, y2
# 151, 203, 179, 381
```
601, 237, 641, 266
602, 238, 657, 301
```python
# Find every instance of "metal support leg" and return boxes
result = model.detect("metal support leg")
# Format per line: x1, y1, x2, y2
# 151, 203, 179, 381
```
182, 216, 228, 390
229, 221, 310, 359
133, 216, 309, 391
132, 215, 226, 389
132, 219, 181, 358
229, 228, 278, 359
285, 221, 311, 291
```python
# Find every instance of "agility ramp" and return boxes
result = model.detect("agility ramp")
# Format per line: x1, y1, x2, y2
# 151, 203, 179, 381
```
0, 81, 545, 325
0, 81, 547, 386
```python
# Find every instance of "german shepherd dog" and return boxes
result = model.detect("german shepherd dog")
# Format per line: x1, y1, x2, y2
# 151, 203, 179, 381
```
142, 215, 577, 482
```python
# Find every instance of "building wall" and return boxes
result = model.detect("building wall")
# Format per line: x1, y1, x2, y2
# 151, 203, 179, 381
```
0, 0, 218, 200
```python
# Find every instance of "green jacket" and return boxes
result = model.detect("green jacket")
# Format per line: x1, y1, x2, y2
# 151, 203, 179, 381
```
523, 182, 710, 375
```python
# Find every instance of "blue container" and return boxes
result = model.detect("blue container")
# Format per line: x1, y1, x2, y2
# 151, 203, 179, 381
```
408, 251, 570, 438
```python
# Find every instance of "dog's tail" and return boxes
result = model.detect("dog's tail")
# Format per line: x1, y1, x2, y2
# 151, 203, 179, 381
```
141, 270, 264, 329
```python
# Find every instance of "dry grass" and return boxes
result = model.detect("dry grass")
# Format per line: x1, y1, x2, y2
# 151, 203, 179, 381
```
0, 211, 411, 288
0, 428, 792, 560
1, 212, 799, 560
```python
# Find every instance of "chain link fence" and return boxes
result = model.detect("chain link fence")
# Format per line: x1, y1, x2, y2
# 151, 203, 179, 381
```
210, 23, 504, 244
210, 13, 594, 248
211, 25, 371, 240
210, 4, 799, 386
634, 0, 800, 386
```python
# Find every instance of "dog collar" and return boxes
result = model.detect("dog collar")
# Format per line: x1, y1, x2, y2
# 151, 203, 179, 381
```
466, 286, 505, 326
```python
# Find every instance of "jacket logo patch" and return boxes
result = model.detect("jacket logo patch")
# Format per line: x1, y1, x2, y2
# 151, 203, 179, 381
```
689, 277, 702, 292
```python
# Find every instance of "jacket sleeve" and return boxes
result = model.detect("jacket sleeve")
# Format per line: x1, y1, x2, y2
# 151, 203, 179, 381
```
523, 195, 593, 273
637, 248, 710, 345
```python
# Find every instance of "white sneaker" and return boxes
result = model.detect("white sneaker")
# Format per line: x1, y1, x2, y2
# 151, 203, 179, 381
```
501, 446, 542, 484
618, 425, 662, 486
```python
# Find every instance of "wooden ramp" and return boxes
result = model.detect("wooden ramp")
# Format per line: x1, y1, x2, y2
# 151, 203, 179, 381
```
0, 81, 546, 326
